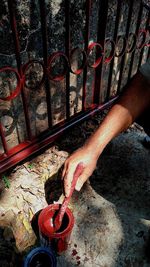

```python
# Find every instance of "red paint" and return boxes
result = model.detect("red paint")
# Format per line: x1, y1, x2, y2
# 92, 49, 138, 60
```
76, 256, 80, 260
74, 195, 78, 201
54, 163, 84, 232
0, 97, 118, 173
0, 0, 148, 175
72, 249, 78, 256
87, 42, 103, 68
136, 29, 147, 49
38, 204, 74, 254
77, 261, 81, 265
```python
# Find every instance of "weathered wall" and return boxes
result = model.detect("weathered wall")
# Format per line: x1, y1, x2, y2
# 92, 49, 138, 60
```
0, 0, 149, 154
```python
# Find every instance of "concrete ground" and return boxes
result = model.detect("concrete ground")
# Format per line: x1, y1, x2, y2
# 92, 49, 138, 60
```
0, 122, 150, 267
57, 129, 150, 267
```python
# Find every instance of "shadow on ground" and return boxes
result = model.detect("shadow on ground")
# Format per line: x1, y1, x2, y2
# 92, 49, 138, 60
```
89, 131, 150, 267
56, 127, 150, 266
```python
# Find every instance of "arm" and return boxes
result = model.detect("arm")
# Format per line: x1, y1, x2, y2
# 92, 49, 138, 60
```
62, 72, 150, 196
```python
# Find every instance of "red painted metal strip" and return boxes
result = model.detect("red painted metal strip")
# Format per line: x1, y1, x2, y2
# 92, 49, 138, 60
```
39, 0, 52, 127
8, 0, 32, 140
94, 0, 109, 104
82, 0, 91, 111
0, 96, 118, 174
127, 1, 143, 82
138, 10, 150, 68
87, 42, 103, 68
7, 0, 22, 75
117, 0, 134, 94
65, 0, 70, 119
106, 0, 122, 101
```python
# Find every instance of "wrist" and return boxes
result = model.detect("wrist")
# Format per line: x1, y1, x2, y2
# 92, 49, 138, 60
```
84, 137, 104, 159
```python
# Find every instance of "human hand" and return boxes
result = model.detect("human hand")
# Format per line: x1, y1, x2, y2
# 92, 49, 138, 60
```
62, 145, 98, 197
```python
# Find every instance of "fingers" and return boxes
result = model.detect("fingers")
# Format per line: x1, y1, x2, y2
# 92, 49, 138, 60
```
63, 163, 77, 197
62, 160, 92, 196
75, 172, 89, 191
61, 161, 68, 180
73, 162, 84, 180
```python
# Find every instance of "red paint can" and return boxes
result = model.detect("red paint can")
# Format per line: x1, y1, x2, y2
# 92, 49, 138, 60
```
38, 204, 74, 254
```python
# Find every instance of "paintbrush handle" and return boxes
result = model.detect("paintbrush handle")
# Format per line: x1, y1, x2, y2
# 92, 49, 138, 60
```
54, 162, 84, 230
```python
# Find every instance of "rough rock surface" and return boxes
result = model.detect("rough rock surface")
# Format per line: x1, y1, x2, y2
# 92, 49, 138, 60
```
0, 146, 68, 252
57, 129, 150, 267
0, 121, 150, 267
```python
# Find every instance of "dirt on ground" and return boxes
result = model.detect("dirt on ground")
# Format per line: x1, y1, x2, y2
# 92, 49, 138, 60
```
0, 112, 150, 267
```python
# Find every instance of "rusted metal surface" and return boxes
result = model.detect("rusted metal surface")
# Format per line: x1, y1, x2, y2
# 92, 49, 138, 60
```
0, 0, 149, 173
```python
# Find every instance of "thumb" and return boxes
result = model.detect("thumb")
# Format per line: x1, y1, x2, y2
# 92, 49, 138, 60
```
75, 173, 88, 191
64, 164, 77, 197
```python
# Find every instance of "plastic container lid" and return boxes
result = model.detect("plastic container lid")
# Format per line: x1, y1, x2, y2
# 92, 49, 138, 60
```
24, 247, 57, 267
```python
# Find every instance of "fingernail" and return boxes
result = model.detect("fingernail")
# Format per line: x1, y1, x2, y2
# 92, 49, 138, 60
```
75, 181, 83, 191
65, 191, 69, 197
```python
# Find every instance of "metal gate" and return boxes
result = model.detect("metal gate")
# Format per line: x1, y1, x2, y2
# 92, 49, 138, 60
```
0, 0, 149, 173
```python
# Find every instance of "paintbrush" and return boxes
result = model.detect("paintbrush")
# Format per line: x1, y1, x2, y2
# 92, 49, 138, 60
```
54, 162, 84, 232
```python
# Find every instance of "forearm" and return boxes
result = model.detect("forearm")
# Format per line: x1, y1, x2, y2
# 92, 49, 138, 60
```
85, 72, 150, 158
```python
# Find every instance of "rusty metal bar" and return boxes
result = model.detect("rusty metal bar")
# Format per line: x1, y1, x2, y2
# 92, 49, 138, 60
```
106, 0, 122, 101
117, 0, 134, 93
93, 0, 109, 104
127, 2, 143, 81
65, 0, 70, 119
7, 0, 32, 140
82, 0, 91, 111
39, 0, 52, 127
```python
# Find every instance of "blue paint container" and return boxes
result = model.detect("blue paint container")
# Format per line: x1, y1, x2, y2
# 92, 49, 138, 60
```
24, 247, 57, 267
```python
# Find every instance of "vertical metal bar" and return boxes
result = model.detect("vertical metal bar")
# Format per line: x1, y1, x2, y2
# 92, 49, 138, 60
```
127, 2, 143, 82
117, 0, 134, 93
93, 0, 109, 104
138, 10, 150, 68
8, 1, 22, 74
82, 0, 91, 111
147, 23, 150, 59
7, 0, 32, 140
39, 0, 52, 127
65, 0, 70, 119
148, 47, 150, 59
0, 123, 8, 154
106, 0, 122, 101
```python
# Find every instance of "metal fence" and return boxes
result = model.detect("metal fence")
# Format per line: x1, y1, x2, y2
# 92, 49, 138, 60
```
0, 0, 149, 173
